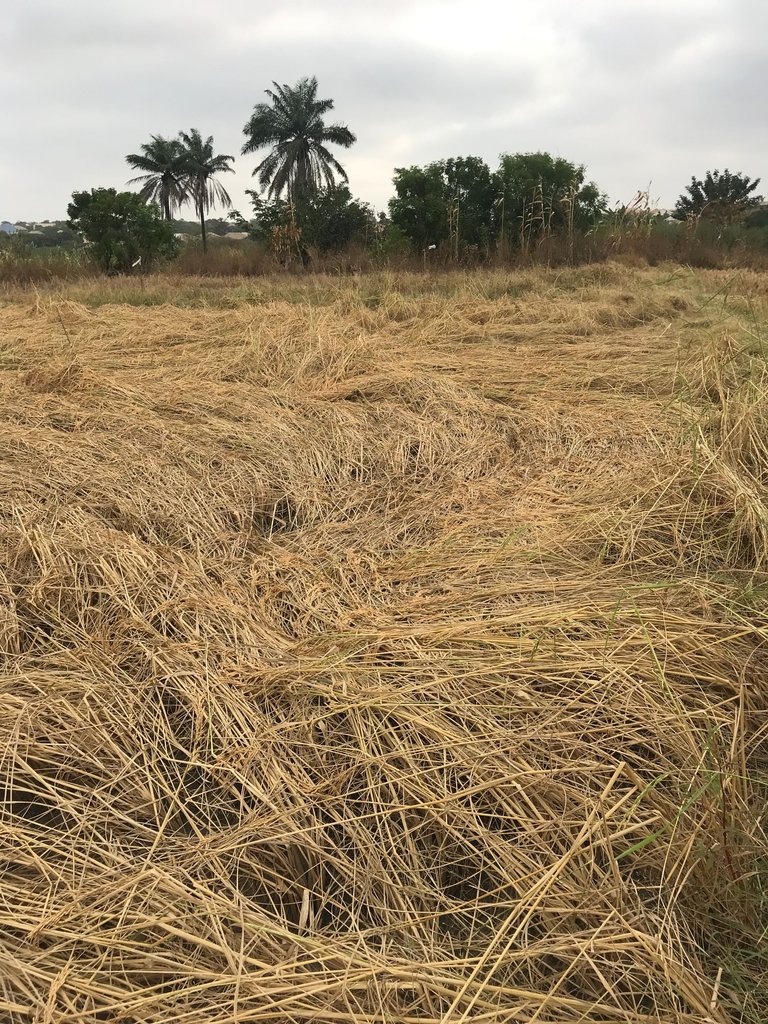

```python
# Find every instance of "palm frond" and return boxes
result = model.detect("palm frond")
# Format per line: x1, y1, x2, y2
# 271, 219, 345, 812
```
125, 154, 161, 174
126, 172, 156, 186
322, 124, 356, 148
314, 145, 350, 184
254, 150, 282, 186
269, 157, 294, 202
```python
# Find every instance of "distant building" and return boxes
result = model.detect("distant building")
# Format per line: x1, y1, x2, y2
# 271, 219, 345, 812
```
0, 221, 17, 235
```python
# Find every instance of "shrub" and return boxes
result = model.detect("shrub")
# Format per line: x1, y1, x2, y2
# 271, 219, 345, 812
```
67, 189, 178, 274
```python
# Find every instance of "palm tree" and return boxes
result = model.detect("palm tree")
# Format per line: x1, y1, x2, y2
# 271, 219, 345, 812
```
178, 129, 235, 253
242, 77, 356, 206
126, 135, 188, 221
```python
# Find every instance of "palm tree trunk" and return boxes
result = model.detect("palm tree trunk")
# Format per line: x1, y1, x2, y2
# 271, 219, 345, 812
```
199, 202, 207, 254
164, 193, 172, 221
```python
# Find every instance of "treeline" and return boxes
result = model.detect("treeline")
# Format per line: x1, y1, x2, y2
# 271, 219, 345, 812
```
242, 151, 607, 263
3, 75, 768, 276
240, 158, 766, 268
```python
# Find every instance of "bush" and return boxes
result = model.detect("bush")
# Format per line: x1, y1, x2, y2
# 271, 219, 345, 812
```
247, 185, 377, 256
67, 189, 178, 274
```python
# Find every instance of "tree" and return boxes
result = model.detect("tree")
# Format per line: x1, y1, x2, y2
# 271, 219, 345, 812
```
247, 184, 376, 256
388, 164, 451, 253
673, 169, 763, 223
388, 157, 495, 255
296, 185, 375, 252
67, 189, 177, 274
178, 130, 235, 253
242, 76, 356, 205
125, 135, 188, 220
441, 156, 496, 253
496, 152, 606, 246
744, 205, 768, 229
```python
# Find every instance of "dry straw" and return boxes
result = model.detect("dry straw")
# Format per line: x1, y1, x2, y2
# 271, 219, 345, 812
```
0, 266, 765, 1023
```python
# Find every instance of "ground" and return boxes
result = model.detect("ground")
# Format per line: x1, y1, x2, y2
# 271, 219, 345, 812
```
0, 265, 766, 1023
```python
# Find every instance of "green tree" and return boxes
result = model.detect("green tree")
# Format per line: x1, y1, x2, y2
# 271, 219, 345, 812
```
178, 130, 235, 253
297, 185, 375, 252
241, 76, 356, 205
496, 152, 606, 246
673, 169, 763, 223
388, 164, 451, 253
67, 188, 177, 274
441, 156, 496, 253
744, 206, 768, 229
388, 157, 496, 255
125, 135, 188, 221
247, 184, 375, 254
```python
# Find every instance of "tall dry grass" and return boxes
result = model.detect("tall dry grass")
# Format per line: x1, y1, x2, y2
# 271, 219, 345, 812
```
0, 243, 95, 285
0, 265, 765, 1023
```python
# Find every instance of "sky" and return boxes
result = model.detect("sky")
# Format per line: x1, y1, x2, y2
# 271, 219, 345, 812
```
1, 0, 766, 220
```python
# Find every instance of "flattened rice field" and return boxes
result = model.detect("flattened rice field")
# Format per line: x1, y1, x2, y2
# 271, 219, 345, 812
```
0, 266, 766, 1023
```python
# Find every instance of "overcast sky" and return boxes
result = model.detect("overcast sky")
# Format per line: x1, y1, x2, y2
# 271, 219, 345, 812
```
2, 0, 766, 220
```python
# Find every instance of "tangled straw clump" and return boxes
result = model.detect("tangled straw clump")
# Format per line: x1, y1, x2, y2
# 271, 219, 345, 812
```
0, 267, 766, 1023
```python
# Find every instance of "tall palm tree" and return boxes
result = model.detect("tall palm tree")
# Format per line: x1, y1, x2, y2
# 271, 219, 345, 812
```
178, 129, 235, 253
242, 77, 356, 206
126, 135, 188, 220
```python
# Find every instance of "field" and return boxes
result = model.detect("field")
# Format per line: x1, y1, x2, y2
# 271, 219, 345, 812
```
0, 265, 766, 1023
